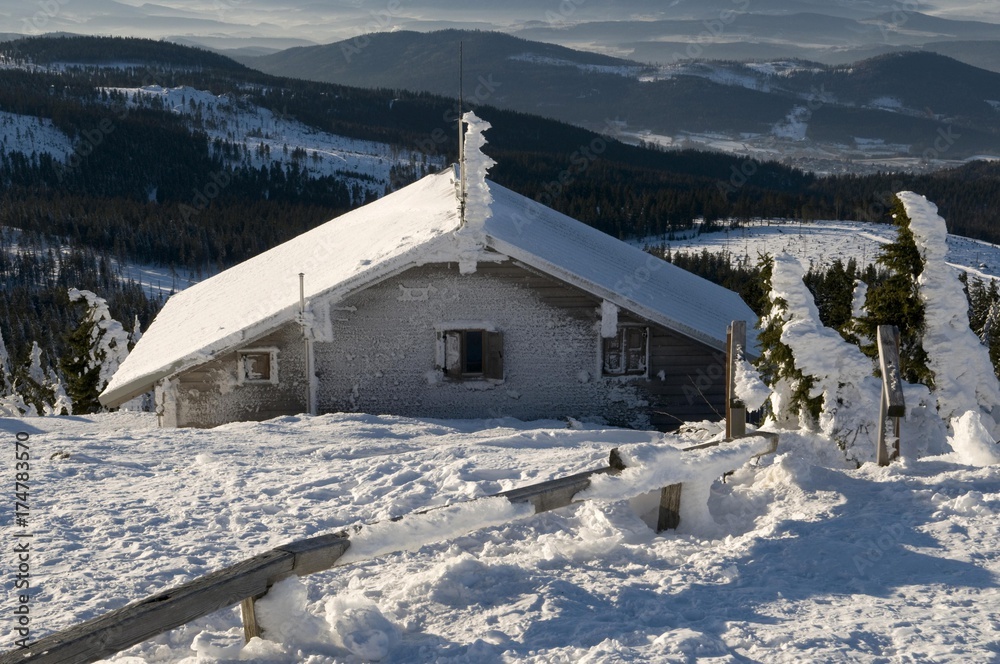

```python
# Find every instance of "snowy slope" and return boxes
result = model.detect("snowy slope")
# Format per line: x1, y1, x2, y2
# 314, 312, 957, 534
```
3, 413, 999, 662
108, 85, 437, 196
0, 110, 73, 160
656, 218, 1000, 281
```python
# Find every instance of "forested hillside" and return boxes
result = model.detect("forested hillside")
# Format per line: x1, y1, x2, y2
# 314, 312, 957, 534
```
3, 35, 1000, 414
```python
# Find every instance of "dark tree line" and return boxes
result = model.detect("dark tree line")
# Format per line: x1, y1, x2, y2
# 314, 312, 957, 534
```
0, 232, 159, 394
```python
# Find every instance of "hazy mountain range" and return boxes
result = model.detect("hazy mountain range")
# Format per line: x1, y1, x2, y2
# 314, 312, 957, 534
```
0, 0, 998, 63
244, 29, 1000, 172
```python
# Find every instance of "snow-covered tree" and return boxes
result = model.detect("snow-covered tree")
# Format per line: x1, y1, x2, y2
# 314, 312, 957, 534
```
61, 288, 130, 414
768, 254, 882, 461
13, 342, 55, 416
858, 196, 932, 386
755, 255, 823, 428
900, 191, 1000, 435
0, 330, 33, 416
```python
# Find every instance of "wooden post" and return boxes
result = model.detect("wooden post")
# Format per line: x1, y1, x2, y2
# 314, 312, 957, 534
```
876, 325, 906, 466
656, 483, 682, 532
726, 320, 747, 439
241, 597, 262, 642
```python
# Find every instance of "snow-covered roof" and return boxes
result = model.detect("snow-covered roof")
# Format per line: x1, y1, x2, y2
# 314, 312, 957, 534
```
102, 165, 758, 407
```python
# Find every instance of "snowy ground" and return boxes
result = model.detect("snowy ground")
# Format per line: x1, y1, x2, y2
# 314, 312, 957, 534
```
652, 218, 1000, 282
3, 412, 999, 662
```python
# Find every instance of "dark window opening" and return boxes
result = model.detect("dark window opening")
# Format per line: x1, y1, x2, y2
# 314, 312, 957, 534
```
442, 329, 503, 380
602, 326, 648, 376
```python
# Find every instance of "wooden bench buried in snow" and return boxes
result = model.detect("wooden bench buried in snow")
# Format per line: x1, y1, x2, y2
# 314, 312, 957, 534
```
1, 433, 777, 664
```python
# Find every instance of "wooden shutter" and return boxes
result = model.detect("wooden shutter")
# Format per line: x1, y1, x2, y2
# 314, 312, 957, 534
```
625, 327, 648, 374
484, 331, 504, 380
444, 331, 462, 379
603, 332, 623, 375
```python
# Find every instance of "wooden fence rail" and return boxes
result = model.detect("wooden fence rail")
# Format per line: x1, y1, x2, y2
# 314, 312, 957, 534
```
2, 433, 777, 664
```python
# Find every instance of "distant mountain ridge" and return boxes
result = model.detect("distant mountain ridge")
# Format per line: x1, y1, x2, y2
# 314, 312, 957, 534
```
245, 30, 1000, 167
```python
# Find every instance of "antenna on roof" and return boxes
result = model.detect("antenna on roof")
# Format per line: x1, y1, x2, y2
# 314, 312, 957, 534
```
458, 40, 466, 226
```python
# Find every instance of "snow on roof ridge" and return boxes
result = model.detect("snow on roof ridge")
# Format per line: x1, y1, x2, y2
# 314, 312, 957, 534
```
102, 168, 758, 407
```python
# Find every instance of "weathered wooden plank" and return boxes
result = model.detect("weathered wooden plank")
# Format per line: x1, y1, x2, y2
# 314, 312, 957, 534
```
496, 467, 614, 513
239, 534, 353, 643
681, 432, 779, 457
274, 533, 352, 577
876, 325, 905, 466
240, 598, 261, 642
2, 550, 294, 664
877, 325, 906, 417
727, 321, 748, 439
657, 484, 683, 531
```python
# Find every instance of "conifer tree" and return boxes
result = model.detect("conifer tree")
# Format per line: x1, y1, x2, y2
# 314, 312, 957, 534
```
858, 197, 932, 386
60, 289, 130, 414
0, 329, 11, 396
14, 342, 54, 416
755, 255, 823, 426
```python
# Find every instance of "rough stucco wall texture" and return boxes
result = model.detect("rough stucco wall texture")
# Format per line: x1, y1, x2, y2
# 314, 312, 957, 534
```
314, 262, 652, 427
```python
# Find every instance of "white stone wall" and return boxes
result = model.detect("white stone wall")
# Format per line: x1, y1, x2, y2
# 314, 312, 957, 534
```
313, 262, 650, 427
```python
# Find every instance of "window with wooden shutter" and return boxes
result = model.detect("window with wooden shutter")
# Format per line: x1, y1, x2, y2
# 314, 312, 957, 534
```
602, 326, 648, 376
440, 329, 504, 380
484, 331, 504, 380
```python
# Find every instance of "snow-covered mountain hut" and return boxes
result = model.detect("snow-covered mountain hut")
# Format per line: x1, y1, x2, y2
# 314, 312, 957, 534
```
100, 115, 758, 429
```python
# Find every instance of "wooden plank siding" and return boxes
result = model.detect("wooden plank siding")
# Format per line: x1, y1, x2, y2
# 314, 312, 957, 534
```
443, 260, 729, 430
171, 325, 307, 428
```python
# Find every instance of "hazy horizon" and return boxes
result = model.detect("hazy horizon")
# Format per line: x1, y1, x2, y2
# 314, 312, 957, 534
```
2, 0, 999, 53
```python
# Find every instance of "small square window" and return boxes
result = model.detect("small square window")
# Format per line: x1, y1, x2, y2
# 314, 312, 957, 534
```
440, 329, 503, 380
237, 349, 278, 385
602, 326, 648, 376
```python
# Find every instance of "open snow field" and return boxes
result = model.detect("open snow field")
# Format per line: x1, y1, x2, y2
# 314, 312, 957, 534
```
3, 413, 1000, 662
656, 219, 1000, 282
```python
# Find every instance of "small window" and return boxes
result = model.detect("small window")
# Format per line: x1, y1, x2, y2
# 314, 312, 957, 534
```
603, 326, 648, 376
441, 330, 503, 380
237, 348, 278, 385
